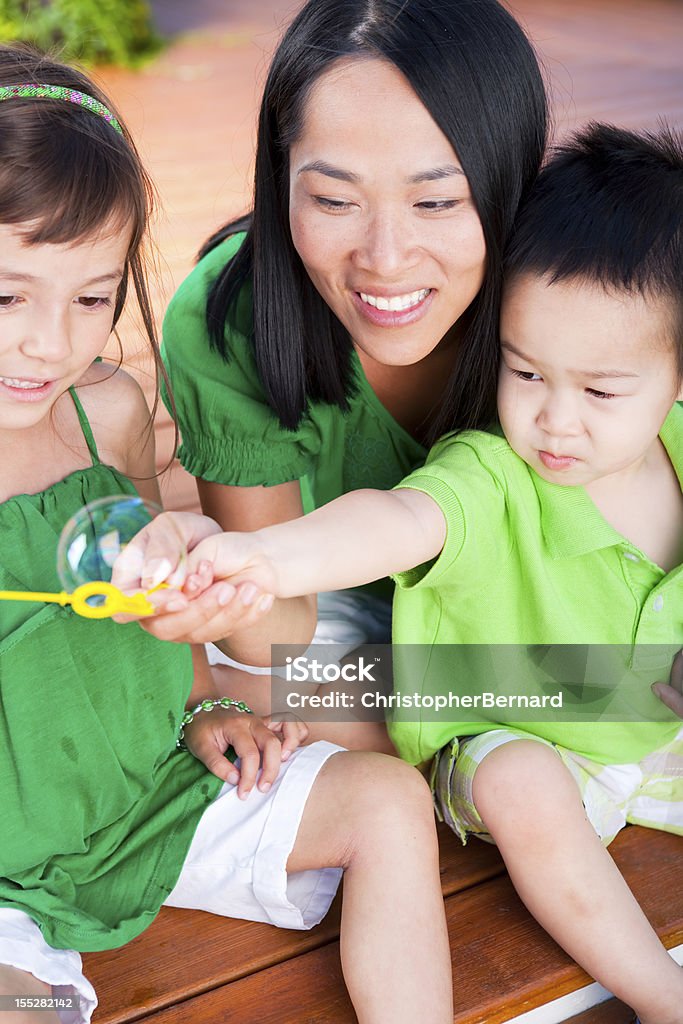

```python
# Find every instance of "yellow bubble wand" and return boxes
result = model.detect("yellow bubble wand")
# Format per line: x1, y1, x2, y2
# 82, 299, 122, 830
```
0, 495, 182, 620
0, 581, 163, 619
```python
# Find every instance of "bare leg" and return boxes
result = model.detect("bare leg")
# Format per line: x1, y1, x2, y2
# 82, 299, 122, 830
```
288, 751, 452, 1024
303, 717, 395, 753
472, 740, 683, 1024
0, 964, 60, 1024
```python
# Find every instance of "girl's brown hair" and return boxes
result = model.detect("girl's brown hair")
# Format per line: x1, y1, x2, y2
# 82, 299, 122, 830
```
0, 44, 176, 457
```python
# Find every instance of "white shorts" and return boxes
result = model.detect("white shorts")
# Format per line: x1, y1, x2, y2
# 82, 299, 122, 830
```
434, 726, 683, 846
0, 740, 344, 1024
206, 589, 392, 672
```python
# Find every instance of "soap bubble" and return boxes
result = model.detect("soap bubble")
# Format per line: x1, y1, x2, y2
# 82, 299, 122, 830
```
56, 495, 183, 596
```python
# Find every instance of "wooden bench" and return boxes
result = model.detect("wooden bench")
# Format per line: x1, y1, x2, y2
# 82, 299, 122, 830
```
83, 823, 682, 1023
97, 433, 680, 1023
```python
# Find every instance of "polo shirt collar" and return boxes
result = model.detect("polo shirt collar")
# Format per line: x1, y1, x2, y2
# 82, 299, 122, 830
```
660, 402, 683, 477
530, 404, 683, 560
533, 474, 621, 559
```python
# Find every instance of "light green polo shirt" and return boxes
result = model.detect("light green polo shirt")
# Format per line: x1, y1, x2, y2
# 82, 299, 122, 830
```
389, 405, 683, 766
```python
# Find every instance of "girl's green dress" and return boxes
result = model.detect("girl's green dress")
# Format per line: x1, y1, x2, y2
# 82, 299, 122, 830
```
0, 389, 223, 952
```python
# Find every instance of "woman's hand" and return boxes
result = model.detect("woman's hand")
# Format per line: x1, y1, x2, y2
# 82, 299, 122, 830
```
652, 649, 683, 718
112, 511, 222, 591
183, 708, 309, 798
111, 511, 276, 643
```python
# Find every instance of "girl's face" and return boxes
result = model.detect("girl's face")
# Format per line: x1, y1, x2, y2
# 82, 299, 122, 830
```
0, 222, 129, 433
289, 57, 486, 368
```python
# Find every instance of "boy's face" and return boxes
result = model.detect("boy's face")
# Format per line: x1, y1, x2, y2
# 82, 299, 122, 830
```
498, 273, 683, 488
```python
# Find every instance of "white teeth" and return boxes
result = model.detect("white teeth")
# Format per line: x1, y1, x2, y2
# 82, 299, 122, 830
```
359, 288, 430, 312
0, 377, 46, 389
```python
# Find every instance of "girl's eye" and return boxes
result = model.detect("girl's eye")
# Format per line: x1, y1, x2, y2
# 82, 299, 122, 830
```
313, 196, 354, 211
0, 295, 18, 307
415, 199, 460, 211
586, 388, 616, 400
511, 369, 542, 382
77, 296, 111, 309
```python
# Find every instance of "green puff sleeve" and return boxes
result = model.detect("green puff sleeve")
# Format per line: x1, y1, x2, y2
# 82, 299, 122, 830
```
161, 234, 321, 486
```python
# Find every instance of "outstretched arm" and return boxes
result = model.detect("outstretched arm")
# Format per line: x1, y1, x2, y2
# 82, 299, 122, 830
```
208, 486, 447, 597
115, 487, 446, 607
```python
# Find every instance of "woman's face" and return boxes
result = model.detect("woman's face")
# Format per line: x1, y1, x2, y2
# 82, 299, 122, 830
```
289, 57, 487, 367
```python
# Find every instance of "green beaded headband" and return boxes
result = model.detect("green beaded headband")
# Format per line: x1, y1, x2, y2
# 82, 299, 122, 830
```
0, 83, 123, 135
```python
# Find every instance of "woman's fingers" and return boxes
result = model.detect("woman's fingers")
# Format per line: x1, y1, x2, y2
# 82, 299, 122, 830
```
125, 580, 273, 642
189, 714, 294, 800
652, 682, 683, 718
651, 648, 683, 720
112, 512, 222, 591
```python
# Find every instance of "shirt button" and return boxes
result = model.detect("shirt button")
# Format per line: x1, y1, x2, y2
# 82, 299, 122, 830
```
653, 595, 664, 612
623, 552, 639, 562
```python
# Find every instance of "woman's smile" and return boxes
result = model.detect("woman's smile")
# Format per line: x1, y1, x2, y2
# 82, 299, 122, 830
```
352, 287, 434, 327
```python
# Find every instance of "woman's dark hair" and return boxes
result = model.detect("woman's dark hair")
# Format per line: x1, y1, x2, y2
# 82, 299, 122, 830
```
0, 44, 175, 452
202, 0, 548, 439
505, 122, 683, 374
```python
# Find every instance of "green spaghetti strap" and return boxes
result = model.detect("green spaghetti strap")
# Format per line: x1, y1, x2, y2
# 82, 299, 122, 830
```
69, 387, 100, 466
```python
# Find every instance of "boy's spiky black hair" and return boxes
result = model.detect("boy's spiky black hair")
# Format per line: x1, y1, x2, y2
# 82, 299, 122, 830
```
505, 122, 683, 304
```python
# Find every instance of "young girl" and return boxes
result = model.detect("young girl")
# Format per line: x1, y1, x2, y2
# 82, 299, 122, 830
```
0, 46, 453, 1024
121, 124, 683, 1024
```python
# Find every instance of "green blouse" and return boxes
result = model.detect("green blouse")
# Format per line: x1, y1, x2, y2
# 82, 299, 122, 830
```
0, 391, 223, 951
161, 234, 427, 513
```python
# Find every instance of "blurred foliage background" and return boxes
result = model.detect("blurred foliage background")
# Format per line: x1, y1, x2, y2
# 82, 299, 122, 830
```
0, 0, 161, 66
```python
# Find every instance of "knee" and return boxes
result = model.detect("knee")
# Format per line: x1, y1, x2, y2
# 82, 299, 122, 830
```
345, 752, 437, 846
471, 739, 577, 836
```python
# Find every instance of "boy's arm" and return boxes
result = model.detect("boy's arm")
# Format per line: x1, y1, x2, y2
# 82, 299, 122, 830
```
185, 487, 447, 598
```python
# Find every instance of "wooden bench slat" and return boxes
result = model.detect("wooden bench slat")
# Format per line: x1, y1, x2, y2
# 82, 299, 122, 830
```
564, 998, 634, 1023
84, 887, 620, 1024
446, 827, 682, 1023
90, 827, 681, 1024
437, 822, 506, 896
85, 823, 504, 1023
85, 904, 341, 1024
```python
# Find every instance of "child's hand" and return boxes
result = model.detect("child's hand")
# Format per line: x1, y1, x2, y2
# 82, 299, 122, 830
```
183, 708, 307, 799
263, 712, 310, 762
110, 512, 276, 641
652, 648, 683, 718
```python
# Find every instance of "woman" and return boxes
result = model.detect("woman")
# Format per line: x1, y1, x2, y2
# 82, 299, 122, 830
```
140, 0, 548, 744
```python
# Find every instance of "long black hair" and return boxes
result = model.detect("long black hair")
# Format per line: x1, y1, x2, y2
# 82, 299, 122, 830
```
201, 0, 548, 439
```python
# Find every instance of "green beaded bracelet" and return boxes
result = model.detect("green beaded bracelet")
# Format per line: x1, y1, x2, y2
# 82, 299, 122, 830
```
177, 697, 253, 750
